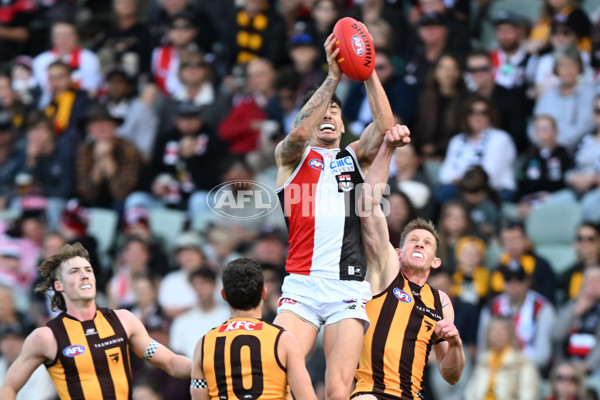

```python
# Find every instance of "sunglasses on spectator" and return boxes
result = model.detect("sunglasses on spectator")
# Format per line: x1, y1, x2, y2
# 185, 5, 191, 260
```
467, 65, 491, 73
576, 235, 597, 243
468, 108, 489, 116
181, 62, 205, 69
555, 375, 578, 383
551, 27, 574, 36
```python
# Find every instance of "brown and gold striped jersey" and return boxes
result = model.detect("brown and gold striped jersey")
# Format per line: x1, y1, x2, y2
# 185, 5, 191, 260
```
45, 308, 132, 400
353, 273, 443, 400
201, 318, 288, 400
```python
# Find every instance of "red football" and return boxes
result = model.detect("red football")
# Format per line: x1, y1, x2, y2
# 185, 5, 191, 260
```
332, 17, 375, 82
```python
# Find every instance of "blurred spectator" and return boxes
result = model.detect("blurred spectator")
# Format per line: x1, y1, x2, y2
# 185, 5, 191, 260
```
43, 60, 91, 156
122, 207, 170, 278
437, 199, 473, 275
387, 143, 434, 218
204, 225, 243, 270
169, 267, 230, 359
247, 228, 287, 270
490, 220, 557, 304
128, 101, 226, 217
151, 11, 201, 96
223, 0, 288, 70
518, 114, 571, 205
33, 19, 101, 108
17, 111, 74, 226
562, 94, 600, 221
219, 58, 275, 155
58, 199, 101, 280
260, 263, 283, 323
158, 231, 207, 319
344, 49, 417, 133
0, 284, 34, 331
533, 45, 596, 153
385, 190, 417, 248
465, 49, 533, 155
305, 0, 341, 66
403, 11, 452, 88
437, 95, 517, 203
0, 326, 56, 400
561, 222, 600, 303
532, 16, 595, 98
93, 0, 153, 77
102, 67, 158, 163
0, 108, 24, 209
414, 53, 468, 159
347, 0, 408, 56
147, 0, 217, 55
481, 267, 555, 372
288, 29, 326, 95
129, 274, 169, 334
466, 316, 540, 400
159, 50, 222, 133
106, 235, 155, 309
132, 377, 164, 400
0, 0, 36, 65
544, 361, 598, 400
0, 70, 31, 130
76, 102, 142, 212
265, 66, 301, 143
457, 166, 501, 240
490, 11, 533, 92
451, 236, 491, 309
553, 266, 600, 374
528, 0, 592, 54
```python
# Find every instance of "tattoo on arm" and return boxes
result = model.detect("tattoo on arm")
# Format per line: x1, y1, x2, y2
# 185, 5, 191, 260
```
279, 138, 306, 161
442, 302, 450, 309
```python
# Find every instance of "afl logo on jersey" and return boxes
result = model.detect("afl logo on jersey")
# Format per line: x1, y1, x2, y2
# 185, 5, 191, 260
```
63, 344, 86, 357
393, 288, 412, 303
308, 158, 324, 170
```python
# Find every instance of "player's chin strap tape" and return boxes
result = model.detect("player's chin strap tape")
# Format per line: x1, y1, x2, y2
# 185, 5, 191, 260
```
191, 378, 208, 389
143, 339, 160, 360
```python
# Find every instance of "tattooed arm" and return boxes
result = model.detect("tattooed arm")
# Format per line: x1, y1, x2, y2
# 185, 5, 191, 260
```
433, 291, 465, 385
275, 34, 342, 172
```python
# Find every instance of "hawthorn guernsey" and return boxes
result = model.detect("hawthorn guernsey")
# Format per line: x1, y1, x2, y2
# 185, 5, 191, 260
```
277, 146, 366, 281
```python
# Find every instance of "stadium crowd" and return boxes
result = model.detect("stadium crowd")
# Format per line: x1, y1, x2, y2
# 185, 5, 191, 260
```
0, 0, 600, 399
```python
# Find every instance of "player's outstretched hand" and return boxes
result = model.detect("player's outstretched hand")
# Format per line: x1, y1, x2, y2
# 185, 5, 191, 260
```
384, 124, 411, 148
324, 33, 342, 80
434, 319, 461, 347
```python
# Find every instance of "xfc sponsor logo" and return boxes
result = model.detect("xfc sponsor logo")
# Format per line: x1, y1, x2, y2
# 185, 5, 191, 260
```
207, 180, 279, 220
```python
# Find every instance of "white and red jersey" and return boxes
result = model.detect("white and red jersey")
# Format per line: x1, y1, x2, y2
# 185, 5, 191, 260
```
277, 146, 366, 281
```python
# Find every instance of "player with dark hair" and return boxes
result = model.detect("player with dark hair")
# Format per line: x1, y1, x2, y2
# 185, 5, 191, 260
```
274, 29, 394, 400
353, 126, 465, 400
0, 243, 192, 399
191, 258, 317, 400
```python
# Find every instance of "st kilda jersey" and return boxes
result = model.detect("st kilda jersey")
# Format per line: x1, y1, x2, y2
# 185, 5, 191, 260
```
277, 146, 366, 281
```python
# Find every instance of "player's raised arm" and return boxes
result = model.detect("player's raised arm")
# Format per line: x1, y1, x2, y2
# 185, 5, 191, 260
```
352, 25, 395, 170
361, 125, 410, 289
117, 309, 192, 379
190, 337, 209, 400
280, 331, 318, 400
0, 327, 56, 399
275, 33, 342, 167
433, 291, 465, 385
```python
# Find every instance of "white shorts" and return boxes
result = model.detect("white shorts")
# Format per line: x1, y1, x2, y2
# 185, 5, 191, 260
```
277, 274, 372, 332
